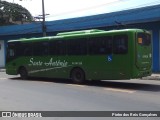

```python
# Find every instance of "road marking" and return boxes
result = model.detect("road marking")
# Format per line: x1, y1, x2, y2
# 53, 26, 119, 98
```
67, 84, 85, 87
104, 88, 136, 93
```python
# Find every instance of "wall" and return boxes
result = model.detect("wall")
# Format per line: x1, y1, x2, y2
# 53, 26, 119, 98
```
0, 40, 5, 68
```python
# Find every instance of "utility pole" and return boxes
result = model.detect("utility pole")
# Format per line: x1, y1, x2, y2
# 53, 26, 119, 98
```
42, 0, 46, 37
19, 0, 46, 37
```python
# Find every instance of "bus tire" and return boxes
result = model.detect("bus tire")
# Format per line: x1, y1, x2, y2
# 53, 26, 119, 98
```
71, 68, 85, 84
19, 67, 28, 80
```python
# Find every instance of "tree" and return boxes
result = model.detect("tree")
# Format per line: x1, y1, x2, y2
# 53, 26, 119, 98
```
0, 0, 33, 26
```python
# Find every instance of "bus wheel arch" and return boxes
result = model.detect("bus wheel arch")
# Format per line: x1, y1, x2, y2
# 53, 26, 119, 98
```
70, 67, 86, 84
18, 66, 28, 80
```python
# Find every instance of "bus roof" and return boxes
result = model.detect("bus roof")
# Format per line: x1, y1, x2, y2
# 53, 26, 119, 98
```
57, 29, 105, 36
8, 29, 146, 43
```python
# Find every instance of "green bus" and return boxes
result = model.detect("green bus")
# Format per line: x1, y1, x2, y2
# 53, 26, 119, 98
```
6, 29, 152, 83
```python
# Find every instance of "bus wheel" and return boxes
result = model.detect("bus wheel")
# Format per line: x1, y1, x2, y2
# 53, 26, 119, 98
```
71, 68, 85, 84
19, 67, 28, 80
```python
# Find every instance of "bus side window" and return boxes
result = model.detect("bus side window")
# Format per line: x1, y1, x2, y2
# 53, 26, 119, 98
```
68, 38, 87, 55
6, 48, 15, 63
88, 36, 112, 55
113, 35, 128, 54
33, 42, 49, 56
88, 38, 97, 55
50, 40, 66, 55
105, 36, 112, 54
23, 43, 33, 56
50, 40, 56, 55
7, 43, 17, 58
56, 40, 66, 55
42, 42, 49, 55
9, 49, 15, 57
7, 42, 20, 62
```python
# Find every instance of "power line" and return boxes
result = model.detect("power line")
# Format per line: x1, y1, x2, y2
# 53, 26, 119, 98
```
46, 0, 127, 18
46, 0, 160, 19
118, 0, 160, 11
45, 3, 160, 29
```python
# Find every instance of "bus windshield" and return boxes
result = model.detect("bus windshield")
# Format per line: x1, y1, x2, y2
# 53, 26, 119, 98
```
137, 33, 151, 46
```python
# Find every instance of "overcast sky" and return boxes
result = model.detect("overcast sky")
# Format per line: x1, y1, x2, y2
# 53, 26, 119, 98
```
5, 0, 160, 21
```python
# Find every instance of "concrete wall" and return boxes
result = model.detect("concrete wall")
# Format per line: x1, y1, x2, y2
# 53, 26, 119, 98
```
0, 40, 5, 68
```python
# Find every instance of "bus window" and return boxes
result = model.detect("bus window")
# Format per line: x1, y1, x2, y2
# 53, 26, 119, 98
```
7, 44, 15, 57
7, 42, 21, 62
68, 38, 87, 55
33, 42, 49, 56
22, 43, 33, 56
138, 33, 151, 46
7, 42, 21, 58
113, 35, 128, 54
105, 36, 112, 54
8, 49, 15, 57
42, 42, 49, 55
88, 36, 112, 55
50, 40, 66, 55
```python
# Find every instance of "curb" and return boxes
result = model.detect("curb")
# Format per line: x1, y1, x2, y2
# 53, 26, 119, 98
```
0, 69, 6, 72
142, 75, 160, 80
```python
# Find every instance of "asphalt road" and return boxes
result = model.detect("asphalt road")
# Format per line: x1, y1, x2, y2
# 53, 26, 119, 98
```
0, 72, 160, 120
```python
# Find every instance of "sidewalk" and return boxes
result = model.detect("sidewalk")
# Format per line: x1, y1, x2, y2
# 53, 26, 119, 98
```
0, 68, 5, 72
142, 73, 160, 80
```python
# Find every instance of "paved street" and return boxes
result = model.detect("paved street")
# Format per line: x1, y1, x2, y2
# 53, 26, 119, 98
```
0, 72, 160, 120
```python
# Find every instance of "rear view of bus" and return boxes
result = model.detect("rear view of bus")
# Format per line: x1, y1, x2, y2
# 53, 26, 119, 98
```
133, 30, 152, 78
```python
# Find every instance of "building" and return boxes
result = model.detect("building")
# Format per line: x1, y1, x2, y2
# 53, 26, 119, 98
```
0, 4, 160, 72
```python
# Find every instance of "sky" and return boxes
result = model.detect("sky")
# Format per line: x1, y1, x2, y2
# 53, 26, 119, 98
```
4, 0, 160, 21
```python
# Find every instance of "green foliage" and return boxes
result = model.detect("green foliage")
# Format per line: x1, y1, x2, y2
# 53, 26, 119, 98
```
0, 0, 33, 25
